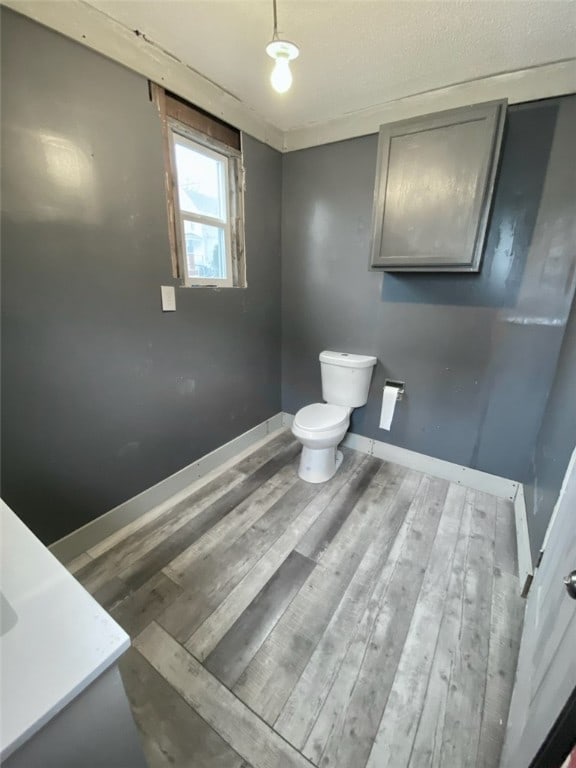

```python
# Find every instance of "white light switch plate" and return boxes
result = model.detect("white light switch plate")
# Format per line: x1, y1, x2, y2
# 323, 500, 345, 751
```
161, 285, 176, 312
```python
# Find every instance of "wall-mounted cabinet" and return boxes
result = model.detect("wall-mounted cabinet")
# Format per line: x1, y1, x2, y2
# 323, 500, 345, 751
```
370, 100, 506, 272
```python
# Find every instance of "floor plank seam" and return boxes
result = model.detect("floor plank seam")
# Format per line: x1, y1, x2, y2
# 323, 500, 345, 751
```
162, 469, 303, 588
473, 498, 500, 768
159, 568, 182, 589
74, 468, 248, 594
274, 509, 399, 743
441, 489, 495, 766
178, 501, 324, 650
183, 452, 372, 658
346, 476, 428, 684
183, 484, 326, 649
121, 445, 303, 592
439, 490, 476, 762
269, 475, 413, 741
402, 486, 470, 768
139, 621, 319, 768
476, 607, 496, 768
299, 471, 433, 767
355, 477, 451, 768
206, 555, 319, 691
125, 646, 254, 768
475, 556, 498, 759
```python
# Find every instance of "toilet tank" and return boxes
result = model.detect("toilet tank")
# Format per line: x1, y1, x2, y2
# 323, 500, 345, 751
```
320, 351, 377, 408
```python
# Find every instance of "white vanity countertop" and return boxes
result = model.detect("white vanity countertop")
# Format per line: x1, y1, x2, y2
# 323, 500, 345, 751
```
0, 499, 130, 760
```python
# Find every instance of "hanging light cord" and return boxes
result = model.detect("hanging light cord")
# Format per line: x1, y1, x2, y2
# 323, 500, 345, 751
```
272, 0, 279, 40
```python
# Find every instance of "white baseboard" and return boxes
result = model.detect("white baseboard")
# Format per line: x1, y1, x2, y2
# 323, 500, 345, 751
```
284, 411, 532, 594
283, 412, 518, 499
52, 409, 534, 597
49, 413, 284, 563
513, 484, 534, 597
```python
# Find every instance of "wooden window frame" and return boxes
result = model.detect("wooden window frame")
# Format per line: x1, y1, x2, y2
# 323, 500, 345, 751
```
151, 83, 246, 288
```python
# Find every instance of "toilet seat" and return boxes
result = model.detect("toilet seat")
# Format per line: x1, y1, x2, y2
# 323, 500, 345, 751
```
294, 403, 350, 432
291, 403, 350, 483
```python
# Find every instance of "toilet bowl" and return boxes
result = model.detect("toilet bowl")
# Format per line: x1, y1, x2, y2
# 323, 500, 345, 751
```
291, 403, 351, 483
291, 351, 377, 483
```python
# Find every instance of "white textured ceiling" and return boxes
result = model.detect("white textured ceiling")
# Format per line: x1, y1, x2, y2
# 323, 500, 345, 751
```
87, 0, 576, 132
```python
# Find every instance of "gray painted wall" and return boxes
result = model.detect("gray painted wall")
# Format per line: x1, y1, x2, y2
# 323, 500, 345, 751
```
1, 8, 282, 544
526, 293, 576, 559
2, 8, 574, 556
281, 96, 576, 485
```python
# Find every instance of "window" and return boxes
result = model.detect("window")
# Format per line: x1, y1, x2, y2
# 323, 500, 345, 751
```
152, 84, 246, 288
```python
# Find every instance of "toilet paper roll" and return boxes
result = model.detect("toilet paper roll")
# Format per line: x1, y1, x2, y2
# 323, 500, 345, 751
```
379, 386, 399, 430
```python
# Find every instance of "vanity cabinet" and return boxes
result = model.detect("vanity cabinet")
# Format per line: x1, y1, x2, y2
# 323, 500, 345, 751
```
4, 666, 146, 768
370, 100, 506, 272
0, 499, 146, 768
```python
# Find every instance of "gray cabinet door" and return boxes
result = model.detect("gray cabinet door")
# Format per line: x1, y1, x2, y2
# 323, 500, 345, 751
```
370, 100, 506, 272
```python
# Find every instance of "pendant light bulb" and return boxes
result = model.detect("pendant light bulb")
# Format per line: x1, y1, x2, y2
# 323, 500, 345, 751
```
266, 39, 299, 94
270, 55, 292, 93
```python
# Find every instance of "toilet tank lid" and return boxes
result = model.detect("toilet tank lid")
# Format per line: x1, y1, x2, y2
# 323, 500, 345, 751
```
319, 351, 377, 369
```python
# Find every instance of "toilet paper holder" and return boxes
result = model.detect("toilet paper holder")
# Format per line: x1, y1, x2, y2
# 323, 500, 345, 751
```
384, 379, 405, 400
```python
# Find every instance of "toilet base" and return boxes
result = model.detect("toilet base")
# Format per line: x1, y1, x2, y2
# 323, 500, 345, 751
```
297, 446, 344, 484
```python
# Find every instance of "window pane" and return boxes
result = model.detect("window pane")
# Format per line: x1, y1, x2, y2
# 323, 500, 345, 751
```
184, 221, 227, 280
173, 136, 226, 219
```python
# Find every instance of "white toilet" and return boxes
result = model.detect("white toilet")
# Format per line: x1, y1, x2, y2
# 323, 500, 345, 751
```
292, 351, 377, 483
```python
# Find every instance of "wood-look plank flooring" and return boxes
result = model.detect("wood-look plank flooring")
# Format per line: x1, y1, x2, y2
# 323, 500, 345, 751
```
69, 428, 525, 768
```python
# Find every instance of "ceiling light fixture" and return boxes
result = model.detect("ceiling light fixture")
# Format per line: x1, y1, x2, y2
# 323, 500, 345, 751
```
266, 0, 299, 94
